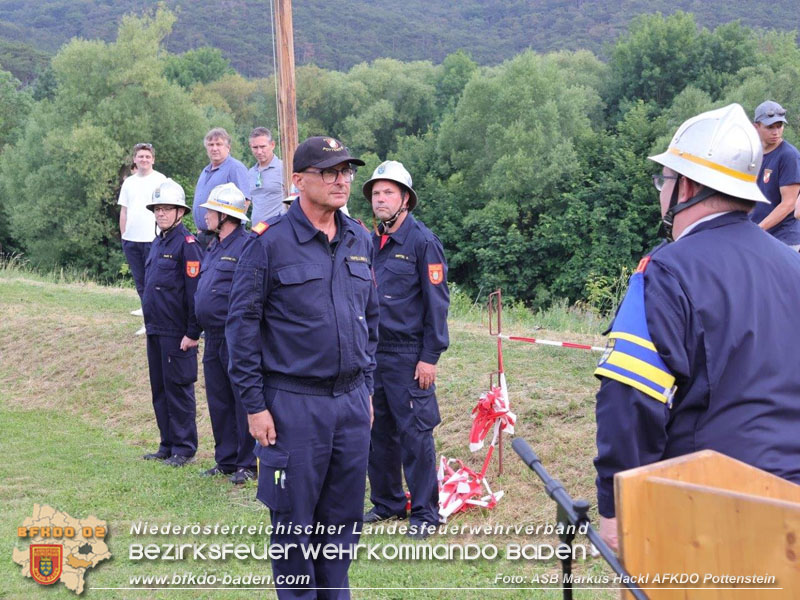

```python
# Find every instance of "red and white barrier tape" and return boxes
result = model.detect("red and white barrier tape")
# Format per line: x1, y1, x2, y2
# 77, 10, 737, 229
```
498, 334, 604, 352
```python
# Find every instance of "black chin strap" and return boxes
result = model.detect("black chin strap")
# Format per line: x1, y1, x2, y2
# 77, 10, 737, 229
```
377, 206, 407, 235
661, 177, 716, 242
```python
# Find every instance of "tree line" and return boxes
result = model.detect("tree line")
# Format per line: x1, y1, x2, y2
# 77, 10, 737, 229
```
0, 7, 797, 310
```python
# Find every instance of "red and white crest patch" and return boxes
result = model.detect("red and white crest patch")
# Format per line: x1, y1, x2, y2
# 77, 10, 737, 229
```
428, 263, 444, 285
763, 169, 772, 184
186, 261, 200, 278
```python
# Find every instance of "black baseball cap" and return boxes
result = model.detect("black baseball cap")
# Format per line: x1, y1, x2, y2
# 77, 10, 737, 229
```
293, 136, 365, 172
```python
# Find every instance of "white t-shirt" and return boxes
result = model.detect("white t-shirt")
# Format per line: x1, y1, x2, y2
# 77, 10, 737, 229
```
118, 170, 167, 242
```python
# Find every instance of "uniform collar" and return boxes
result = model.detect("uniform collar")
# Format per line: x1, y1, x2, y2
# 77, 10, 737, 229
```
159, 223, 185, 242
381, 212, 415, 245
287, 199, 350, 244
679, 211, 748, 239
218, 224, 245, 248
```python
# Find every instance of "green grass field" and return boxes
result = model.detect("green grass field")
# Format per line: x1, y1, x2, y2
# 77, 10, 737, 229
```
0, 269, 619, 599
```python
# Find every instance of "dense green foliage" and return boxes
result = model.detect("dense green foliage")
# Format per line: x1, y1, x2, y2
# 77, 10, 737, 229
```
0, 8, 797, 308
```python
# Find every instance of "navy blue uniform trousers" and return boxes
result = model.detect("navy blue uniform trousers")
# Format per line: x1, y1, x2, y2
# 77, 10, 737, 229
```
203, 335, 255, 471
255, 384, 371, 600
368, 352, 440, 527
122, 240, 151, 300
145, 334, 198, 457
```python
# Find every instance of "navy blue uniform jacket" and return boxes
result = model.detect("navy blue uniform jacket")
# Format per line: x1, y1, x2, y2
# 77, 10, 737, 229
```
373, 213, 449, 362
225, 201, 380, 413
194, 225, 248, 336
142, 223, 202, 339
594, 212, 800, 517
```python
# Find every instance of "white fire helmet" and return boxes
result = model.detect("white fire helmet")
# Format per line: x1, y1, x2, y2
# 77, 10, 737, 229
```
199, 183, 249, 222
362, 160, 418, 210
146, 178, 189, 211
648, 103, 768, 203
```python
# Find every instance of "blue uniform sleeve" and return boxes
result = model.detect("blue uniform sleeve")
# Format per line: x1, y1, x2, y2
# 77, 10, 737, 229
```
776, 146, 800, 187
183, 238, 203, 340
418, 234, 449, 364
594, 379, 671, 517
226, 236, 270, 413
593, 258, 690, 517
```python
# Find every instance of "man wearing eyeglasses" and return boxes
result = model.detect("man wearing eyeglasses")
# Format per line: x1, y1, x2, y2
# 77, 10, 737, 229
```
226, 136, 377, 598
593, 104, 800, 552
192, 128, 250, 249
248, 127, 285, 224
142, 179, 203, 468
751, 100, 800, 249
118, 143, 167, 325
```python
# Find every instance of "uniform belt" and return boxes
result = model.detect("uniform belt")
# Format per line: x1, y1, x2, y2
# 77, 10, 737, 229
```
377, 341, 422, 354
265, 372, 365, 396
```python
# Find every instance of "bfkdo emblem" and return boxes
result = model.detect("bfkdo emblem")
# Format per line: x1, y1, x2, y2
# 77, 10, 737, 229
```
31, 544, 62, 585
428, 263, 444, 285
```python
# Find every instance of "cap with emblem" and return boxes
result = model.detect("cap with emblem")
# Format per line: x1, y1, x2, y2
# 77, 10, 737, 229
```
293, 136, 365, 172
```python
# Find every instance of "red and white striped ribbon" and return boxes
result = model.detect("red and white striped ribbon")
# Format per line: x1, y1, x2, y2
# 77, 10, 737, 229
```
498, 334, 605, 352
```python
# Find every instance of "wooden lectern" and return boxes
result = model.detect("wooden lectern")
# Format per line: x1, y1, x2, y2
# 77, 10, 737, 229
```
615, 450, 800, 599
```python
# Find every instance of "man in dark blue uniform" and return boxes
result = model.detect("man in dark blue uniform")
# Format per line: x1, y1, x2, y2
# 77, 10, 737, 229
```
226, 136, 375, 599
142, 179, 203, 467
194, 183, 256, 484
361, 161, 449, 539
593, 104, 800, 550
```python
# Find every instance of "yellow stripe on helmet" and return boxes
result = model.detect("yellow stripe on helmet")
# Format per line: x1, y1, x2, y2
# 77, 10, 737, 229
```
668, 147, 757, 182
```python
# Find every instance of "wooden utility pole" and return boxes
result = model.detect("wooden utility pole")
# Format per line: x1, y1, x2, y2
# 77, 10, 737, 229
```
274, 0, 298, 195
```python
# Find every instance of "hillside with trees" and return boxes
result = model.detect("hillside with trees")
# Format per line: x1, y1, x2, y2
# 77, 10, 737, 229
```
0, 6, 798, 311
0, 0, 797, 80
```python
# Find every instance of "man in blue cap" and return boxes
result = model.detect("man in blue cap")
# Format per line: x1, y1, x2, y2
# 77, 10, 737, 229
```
751, 100, 800, 249
226, 136, 376, 598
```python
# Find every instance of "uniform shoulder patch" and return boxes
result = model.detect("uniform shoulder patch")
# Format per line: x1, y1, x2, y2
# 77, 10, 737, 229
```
635, 256, 651, 273
594, 271, 676, 405
428, 263, 444, 285
252, 222, 270, 235
185, 235, 196, 244
186, 261, 200, 278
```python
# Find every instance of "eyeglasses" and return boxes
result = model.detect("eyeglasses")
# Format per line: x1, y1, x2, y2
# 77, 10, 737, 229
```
652, 174, 679, 191
303, 167, 356, 184
761, 108, 787, 118
153, 206, 177, 214
134, 143, 154, 152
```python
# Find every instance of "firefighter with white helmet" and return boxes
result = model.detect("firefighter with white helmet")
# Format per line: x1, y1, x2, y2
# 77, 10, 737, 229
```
141, 178, 203, 467
361, 160, 450, 539
194, 183, 256, 484
593, 103, 800, 551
